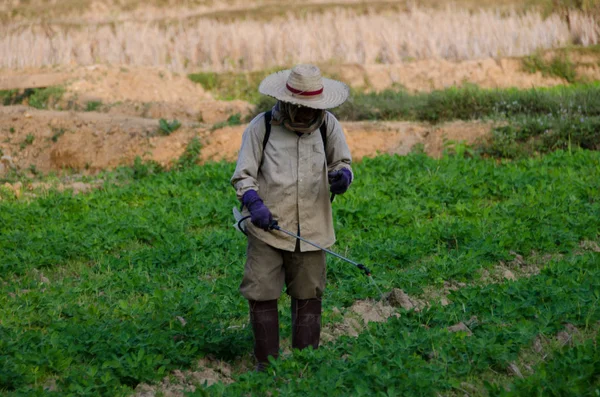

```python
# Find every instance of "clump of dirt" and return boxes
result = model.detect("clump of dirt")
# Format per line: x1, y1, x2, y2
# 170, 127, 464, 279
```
386, 288, 425, 311
1, 64, 209, 103
350, 300, 399, 324
448, 316, 478, 336
321, 314, 363, 341
580, 240, 600, 253
420, 280, 467, 307
321, 293, 418, 343
479, 250, 556, 284
506, 362, 525, 378
342, 120, 494, 159
133, 357, 235, 397
447, 322, 473, 336
556, 323, 581, 346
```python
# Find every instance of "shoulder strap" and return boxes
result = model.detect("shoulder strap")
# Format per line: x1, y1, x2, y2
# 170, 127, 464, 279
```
263, 110, 272, 151
260, 111, 272, 169
320, 121, 327, 149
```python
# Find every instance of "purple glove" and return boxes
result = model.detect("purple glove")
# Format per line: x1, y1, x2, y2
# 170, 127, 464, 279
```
242, 190, 274, 231
328, 168, 352, 195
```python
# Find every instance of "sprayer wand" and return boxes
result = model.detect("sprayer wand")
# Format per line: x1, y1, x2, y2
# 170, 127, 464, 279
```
236, 216, 372, 277
270, 223, 371, 276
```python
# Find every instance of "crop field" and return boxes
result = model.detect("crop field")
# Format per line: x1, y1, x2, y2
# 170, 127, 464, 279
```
2, 0, 600, 396
1, 143, 600, 395
2, 62, 600, 397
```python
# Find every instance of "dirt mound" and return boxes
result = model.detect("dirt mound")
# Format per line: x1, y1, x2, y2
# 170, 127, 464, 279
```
1, 65, 253, 124
0, 54, 576, 178
321, 300, 400, 343
102, 99, 252, 125
325, 57, 569, 92
0, 106, 210, 173
0, 106, 494, 175
2, 64, 211, 103
200, 120, 493, 164
320, 288, 427, 343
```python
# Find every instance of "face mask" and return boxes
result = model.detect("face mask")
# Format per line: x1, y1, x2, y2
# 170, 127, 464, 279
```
289, 104, 319, 123
274, 101, 325, 134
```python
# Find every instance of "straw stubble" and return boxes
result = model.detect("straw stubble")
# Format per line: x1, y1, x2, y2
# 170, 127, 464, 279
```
1, 7, 597, 71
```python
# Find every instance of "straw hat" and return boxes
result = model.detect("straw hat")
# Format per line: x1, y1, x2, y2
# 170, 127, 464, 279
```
259, 64, 349, 109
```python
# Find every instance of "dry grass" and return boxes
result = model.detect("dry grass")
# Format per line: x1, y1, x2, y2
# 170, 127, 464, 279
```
1, 7, 598, 72
1, 0, 548, 24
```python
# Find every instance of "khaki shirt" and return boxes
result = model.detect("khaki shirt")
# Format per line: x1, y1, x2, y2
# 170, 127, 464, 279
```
231, 111, 353, 252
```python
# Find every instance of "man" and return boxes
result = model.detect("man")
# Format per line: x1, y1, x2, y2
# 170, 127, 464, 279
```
231, 64, 353, 371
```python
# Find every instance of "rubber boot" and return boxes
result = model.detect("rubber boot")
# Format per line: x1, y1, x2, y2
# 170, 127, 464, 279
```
249, 299, 279, 371
291, 298, 322, 350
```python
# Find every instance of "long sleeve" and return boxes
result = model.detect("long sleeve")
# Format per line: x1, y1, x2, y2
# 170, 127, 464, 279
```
324, 112, 353, 179
231, 114, 266, 200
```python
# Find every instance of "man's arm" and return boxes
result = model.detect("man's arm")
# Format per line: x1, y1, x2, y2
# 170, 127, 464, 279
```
231, 114, 267, 200
323, 112, 353, 179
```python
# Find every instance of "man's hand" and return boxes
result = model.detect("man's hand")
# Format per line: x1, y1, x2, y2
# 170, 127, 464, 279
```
242, 190, 274, 231
328, 168, 352, 195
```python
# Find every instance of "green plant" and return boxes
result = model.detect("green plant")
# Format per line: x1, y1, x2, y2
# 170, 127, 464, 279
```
522, 51, 578, 83
20, 134, 35, 150
330, 83, 600, 123
51, 128, 66, 142
28, 164, 39, 176
0, 89, 21, 105
488, 334, 600, 395
210, 113, 242, 131
9, 127, 15, 134
409, 142, 426, 155
28, 86, 65, 109
131, 156, 164, 179
158, 119, 182, 136
175, 137, 202, 169
479, 115, 600, 158
442, 139, 475, 158
85, 101, 103, 112
188, 67, 283, 103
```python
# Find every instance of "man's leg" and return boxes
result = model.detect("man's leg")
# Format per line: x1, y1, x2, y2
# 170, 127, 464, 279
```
291, 297, 322, 350
248, 299, 279, 371
284, 243, 326, 350
241, 234, 285, 370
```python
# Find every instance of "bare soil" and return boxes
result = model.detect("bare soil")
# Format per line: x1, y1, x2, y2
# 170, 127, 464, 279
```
0, 106, 495, 175
133, 357, 237, 397
325, 57, 568, 92
1, 57, 585, 177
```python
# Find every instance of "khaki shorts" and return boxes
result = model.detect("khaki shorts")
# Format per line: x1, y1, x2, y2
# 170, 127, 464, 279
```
240, 233, 326, 301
